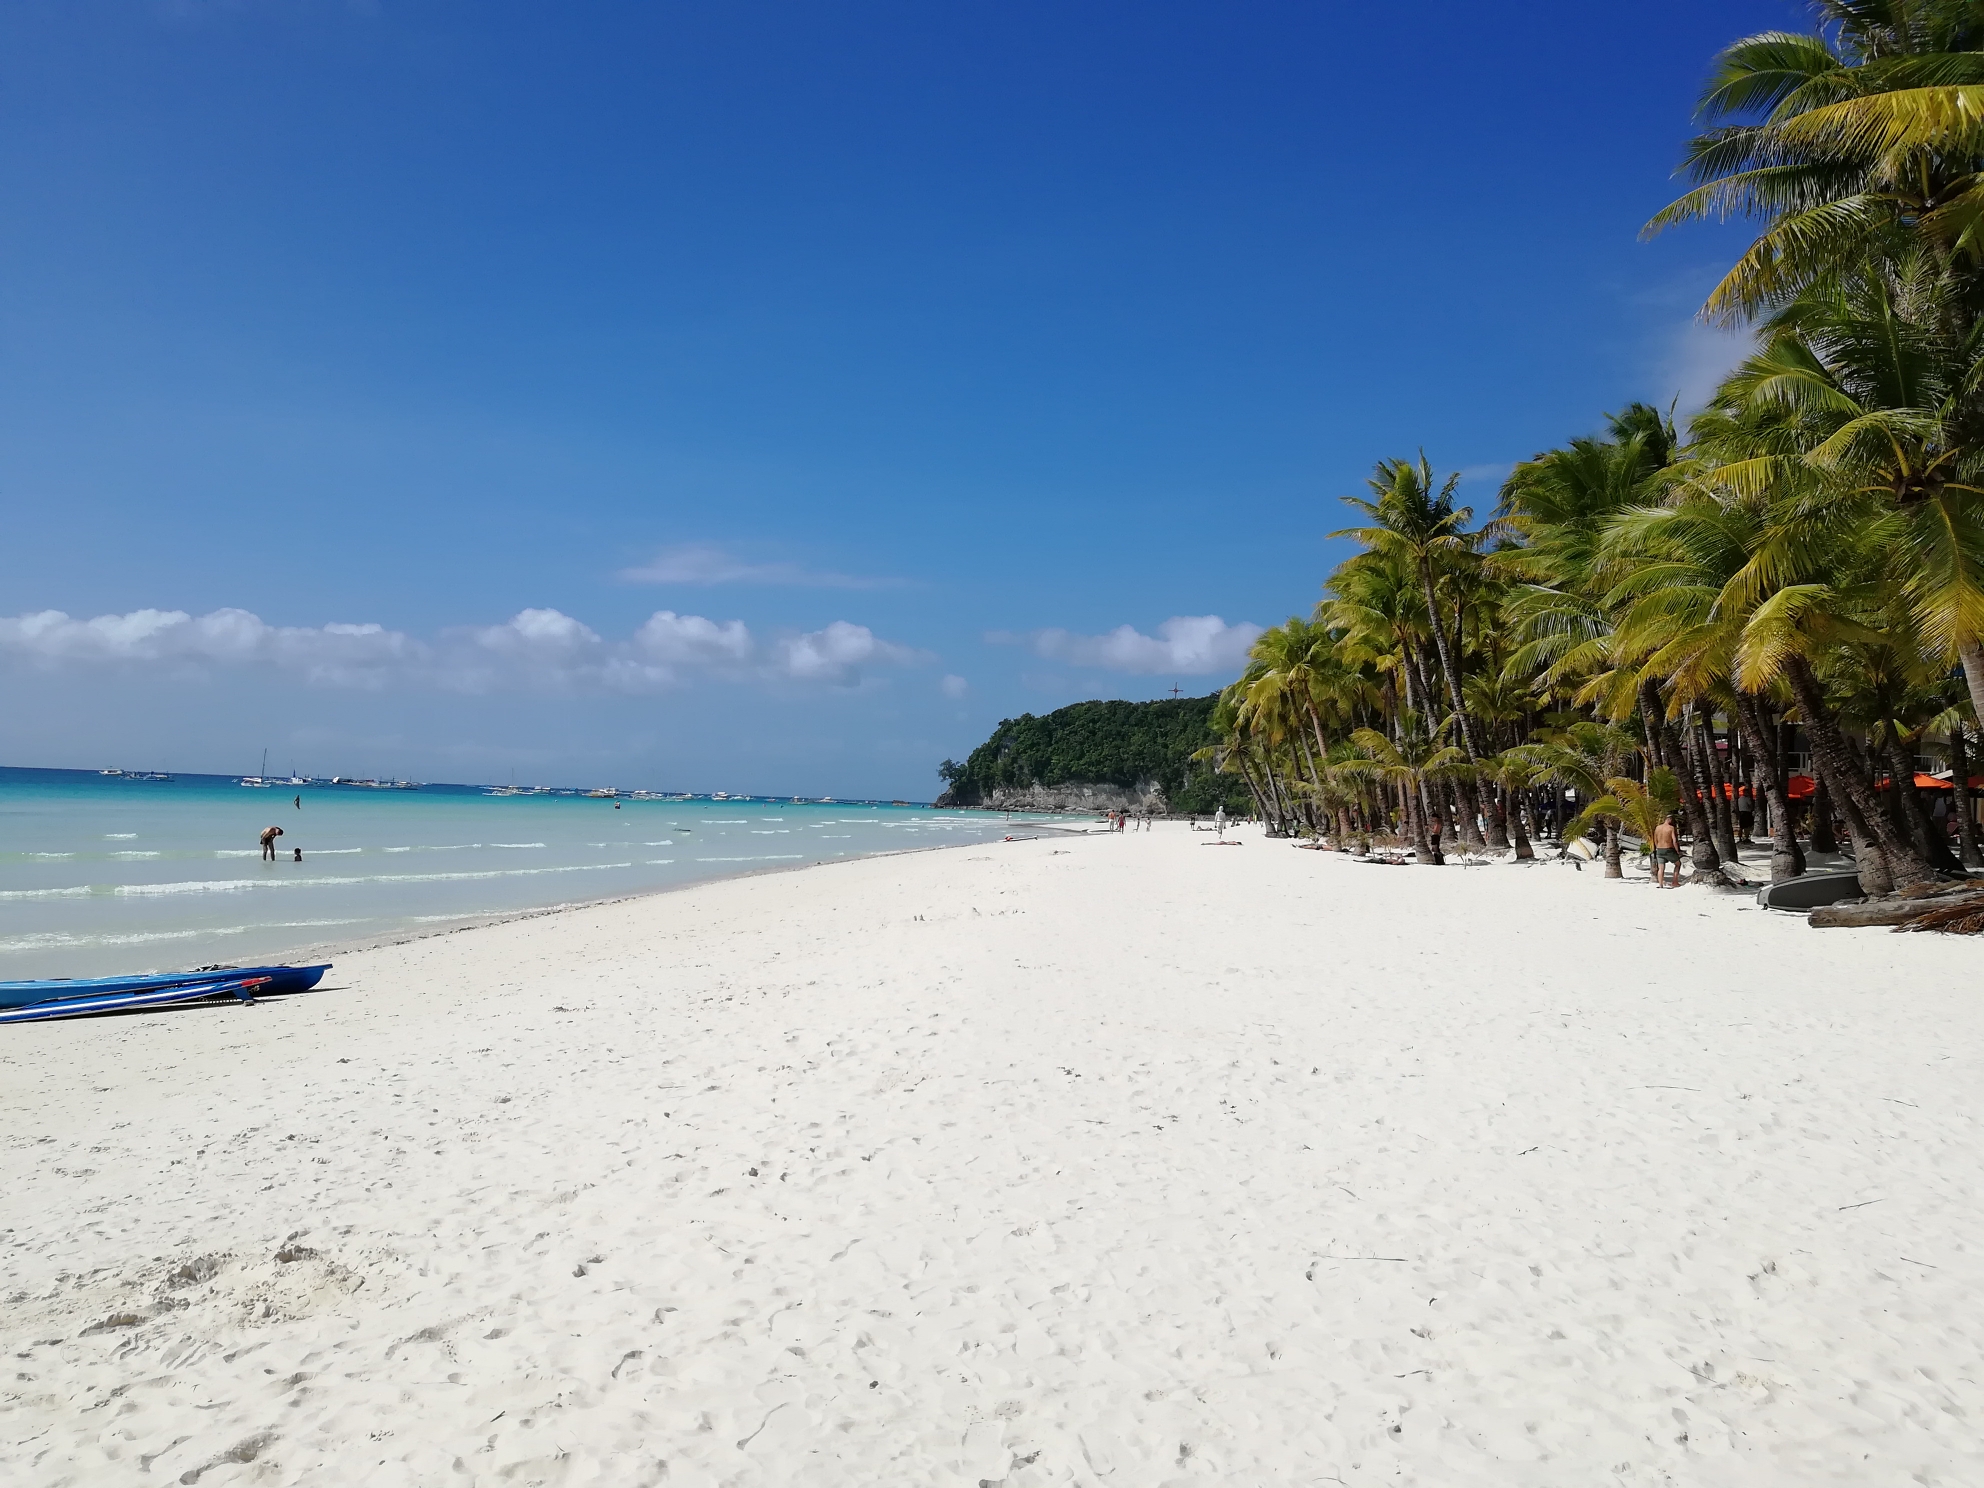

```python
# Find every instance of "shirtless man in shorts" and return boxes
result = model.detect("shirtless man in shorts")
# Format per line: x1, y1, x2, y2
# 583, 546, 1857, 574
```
1651, 813, 1681, 888
260, 825, 285, 862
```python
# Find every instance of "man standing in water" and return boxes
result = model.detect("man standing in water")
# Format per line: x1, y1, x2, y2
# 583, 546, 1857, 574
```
260, 824, 285, 861
1652, 813, 1681, 888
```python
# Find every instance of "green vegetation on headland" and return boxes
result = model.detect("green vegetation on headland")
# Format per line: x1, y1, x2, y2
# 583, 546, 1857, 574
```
944, 6, 1984, 931
936, 696, 1253, 814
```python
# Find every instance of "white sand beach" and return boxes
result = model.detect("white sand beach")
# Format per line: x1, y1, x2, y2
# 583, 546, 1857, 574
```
4, 825, 1981, 1486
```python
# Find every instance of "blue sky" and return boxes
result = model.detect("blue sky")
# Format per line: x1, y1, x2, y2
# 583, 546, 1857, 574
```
0, 0, 1796, 795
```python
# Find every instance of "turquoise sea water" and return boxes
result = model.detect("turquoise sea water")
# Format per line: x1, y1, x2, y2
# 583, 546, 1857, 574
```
0, 768, 1038, 980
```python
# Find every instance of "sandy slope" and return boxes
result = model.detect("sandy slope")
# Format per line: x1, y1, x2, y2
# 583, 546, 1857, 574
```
2, 825, 1980, 1487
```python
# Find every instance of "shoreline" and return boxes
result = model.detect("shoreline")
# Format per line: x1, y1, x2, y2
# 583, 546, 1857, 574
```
0, 796, 1073, 983
261, 817, 1095, 977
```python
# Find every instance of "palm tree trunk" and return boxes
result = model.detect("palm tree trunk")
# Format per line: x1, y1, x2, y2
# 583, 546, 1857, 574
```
1958, 638, 1984, 736
1951, 726, 1982, 871
1233, 755, 1272, 830
1695, 711, 1743, 865
1731, 691, 1804, 881
1402, 778, 1434, 864
1415, 780, 1445, 863
1418, 560, 1479, 756
1262, 751, 1294, 836
1884, 737, 1962, 874
1639, 680, 1671, 772
1674, 709, 1724, 876
1785, 656, 1940, 890
1449, 778, 1486, 850
1648, 681, 1720, 873
1480, 792, 1511, 850
1835, 788, 1894, 895
1506, 784, 1534, 859
1293, 731, 1324, 834
1809, 771, 1838, 854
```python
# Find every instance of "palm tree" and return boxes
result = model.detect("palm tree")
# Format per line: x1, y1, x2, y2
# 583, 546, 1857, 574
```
1566, 768, 1684, 882
1495, 407, 1720, 862
1513, 721, 1643, 878
1335, 456, 1506, 848
1660, 266, 1972, 888
1723, 258, 1984, 725
1646, 3, 1984, 322
1325, 551, 1436, 723
1478, 747, 1541, 860
1342, 712, 1466, 864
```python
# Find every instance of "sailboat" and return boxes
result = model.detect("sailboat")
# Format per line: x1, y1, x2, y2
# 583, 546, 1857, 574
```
240, 748, 272, 787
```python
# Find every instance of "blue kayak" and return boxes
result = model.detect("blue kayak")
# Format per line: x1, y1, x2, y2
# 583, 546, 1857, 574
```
0, 963, 330, 1010
0, 974, 273, 1024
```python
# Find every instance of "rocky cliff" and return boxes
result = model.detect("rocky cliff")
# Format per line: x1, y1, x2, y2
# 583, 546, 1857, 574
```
935, 777, 1170, 813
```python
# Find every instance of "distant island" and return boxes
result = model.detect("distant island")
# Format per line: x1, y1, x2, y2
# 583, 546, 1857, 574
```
935, 695, 1253, 815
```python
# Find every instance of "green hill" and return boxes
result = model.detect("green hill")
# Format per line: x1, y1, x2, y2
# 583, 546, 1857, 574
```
936, 695, 1251, 814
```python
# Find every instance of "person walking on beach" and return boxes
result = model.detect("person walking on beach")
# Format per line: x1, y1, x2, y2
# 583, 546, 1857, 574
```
1652, 813, 1681, 887
260, 824, 284, 861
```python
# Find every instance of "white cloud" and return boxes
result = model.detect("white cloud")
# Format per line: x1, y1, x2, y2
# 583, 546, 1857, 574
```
940, 673, 968, 698
1660, 320, 1757, 414
631, 610, 755, 668
0, 607, 420, 686
619, 543, 896, 590
0, 605, 924, 693
469, 607, 602, 658
1000, 615, 1262, 675
1456, 461, 1513, 488
774, 621, 923, 685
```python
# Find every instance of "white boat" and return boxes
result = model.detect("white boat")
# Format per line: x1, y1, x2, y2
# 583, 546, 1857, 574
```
99, 768, 124, 777
585, 788, 618, 798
